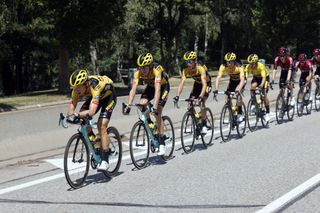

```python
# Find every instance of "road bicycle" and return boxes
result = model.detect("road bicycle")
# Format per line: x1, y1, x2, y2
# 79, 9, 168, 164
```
123, 103, 175, 169
59, 113, 122, 189
297, 81, 312, 116
274, 82, 295, 124
175, 98, 214, 154
246, 88, 269, 131
213, 91, 247, 142
313, 76, 320, 111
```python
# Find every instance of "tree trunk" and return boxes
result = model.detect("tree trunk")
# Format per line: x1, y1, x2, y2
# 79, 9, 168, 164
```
58, 46, 70, 93
1, 62, 15, 96
194, 33, 199, 52
220, 36, 225, 65
90, 43, 99, 75
204, 13, 209, 58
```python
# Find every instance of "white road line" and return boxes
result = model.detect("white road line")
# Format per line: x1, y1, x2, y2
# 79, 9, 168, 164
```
256, 173, 320, 213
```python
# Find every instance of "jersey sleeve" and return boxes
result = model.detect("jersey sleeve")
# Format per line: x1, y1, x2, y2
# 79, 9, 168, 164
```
153, 65, 163, 84
239, 67, 245, 79
198, 66, 207, 80
274, 57, 279, 69
181, 68, 187, 80
133, 69, 140, 85
71, 90, 79, 105
218, 64, 225, 77
260, 64, 268, 78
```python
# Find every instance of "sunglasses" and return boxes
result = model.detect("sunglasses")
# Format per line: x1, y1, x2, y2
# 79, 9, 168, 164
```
138, 66, 150, 70
185, 60, 194, 65
226, 61, 235, 66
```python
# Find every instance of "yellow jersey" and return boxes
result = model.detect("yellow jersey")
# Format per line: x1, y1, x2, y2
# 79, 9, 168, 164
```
133, 64, 169, 86
182, 65, 211, 83
245, 62, 269, 78
71, 75, 113, 104
218, 64, 245, 81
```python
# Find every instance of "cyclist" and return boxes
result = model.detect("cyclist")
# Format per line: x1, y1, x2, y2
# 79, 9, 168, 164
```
295, 53, 313, 100
67, 69, 117, 171
123, 53, 170, 156
271, 47, 295, 106
246, 54, 271, 122
174, 51, 212, 134
215, 52, 246, 122
312, 48, 320, 79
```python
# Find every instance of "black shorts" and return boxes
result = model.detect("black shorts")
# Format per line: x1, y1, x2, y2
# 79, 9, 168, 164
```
279, 69, 295, 88
141, 82, 170, 107
251, 76, 270, 93
299, 72, 310, 87
80, 88, 117, 119
227, 79, 241, 92
189, 81, 212, 99
314, 66, 320, 76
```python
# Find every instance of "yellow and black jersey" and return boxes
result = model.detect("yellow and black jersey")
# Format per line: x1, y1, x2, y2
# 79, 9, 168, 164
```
218, 64, 245, 81
245, 62, 269, 78
133, 63, 169, 86
71, 75, 114, 104
182, 65, 211, 83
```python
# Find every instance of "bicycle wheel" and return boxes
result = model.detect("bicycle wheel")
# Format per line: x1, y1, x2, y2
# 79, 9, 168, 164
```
181, 111, 196, 154
220, 104, 232, 142
314, 85, 320, 111
236, 102, 247, 138
287, 95, 295, 121
260, 104, 269, 128
103, 127, 122, 177
297, 89, 304, 117
201, 107, 214, 146
161, 116, 175, 161
275, 94, 285, 124
305, 91, 312, 114
129, 121, 150, 169
247, 99, 258, 132
64, 133, 90, 189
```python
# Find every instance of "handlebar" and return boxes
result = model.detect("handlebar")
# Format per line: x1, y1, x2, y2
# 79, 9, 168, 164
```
59, 113, 95, 129
174, 98, 201, 109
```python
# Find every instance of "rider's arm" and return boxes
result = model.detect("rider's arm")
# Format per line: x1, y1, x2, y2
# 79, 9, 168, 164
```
199, 68, 207, 98
128, 70, 140, 105
153, 70, 162, 110
260, 64, 267, 88
272, 58, 278, 81
287, 57, 293, 82
67, 90, 78, 115
236, 68, 245, 91
78, 86, 99, 118
176, 70, 186, 97
215, 65, 224, 90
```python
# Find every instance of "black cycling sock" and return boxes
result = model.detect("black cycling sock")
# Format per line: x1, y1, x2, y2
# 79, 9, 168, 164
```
159, 134, 165, 145
238, 106, 243, 114
101, 149, 110, 163
266, 105, 270, 113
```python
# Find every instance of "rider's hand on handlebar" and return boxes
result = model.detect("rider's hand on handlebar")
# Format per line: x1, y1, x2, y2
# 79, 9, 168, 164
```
152, 108, 159, 116
198, 96, 204, 102
213, 90, 218, 94
66, 113, 80, 124
122, 103, 131, 115
173, 96, 179, 103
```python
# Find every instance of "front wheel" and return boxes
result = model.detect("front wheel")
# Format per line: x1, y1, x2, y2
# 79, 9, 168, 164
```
275, 94, 285, 124
64, 133, 90, 189
129, 121, 150, 169
247, 99, 258, 132
103, 127, 122, 177
161, 116, 175, 161
181, 112, 196, 154
220, 104, 232, 142
201, 108, 214, 146
297, 89, 304, 117
287, 95, 295, 121
305, 91, 312, 114
314, 84, 320, 111
236, 102, 247, 138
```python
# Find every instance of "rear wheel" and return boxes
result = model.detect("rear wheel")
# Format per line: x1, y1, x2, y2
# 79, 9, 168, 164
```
201, 108, 214, 146
129, 121, 150, 169
64, 133, 90, 189
275, 94, 285, 124
247, 99, 258, 132
103, 127, 122, 177
236, 101, 247, 138
161, 116, 175, 161
220, 104, 232, 142
181, 112, 196, 154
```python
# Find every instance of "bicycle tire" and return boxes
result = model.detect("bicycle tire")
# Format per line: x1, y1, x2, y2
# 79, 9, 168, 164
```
201, 107, 214, 146
161, 116, 175, 161
275, 94, 285, 124
103, 127, 122, 177
314, 85, 320, 111
236, 101, 247, 138
181, 111, 196, 154
129, 121, 150, 169
64, 133, 90, 189
287, 94, 295, 121
297, 89, 304, 117
305, 91, 312, 114
247, 99, 258, 132
220, 104, 232, 142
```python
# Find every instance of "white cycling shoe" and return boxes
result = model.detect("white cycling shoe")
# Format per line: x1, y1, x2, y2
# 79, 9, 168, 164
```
264, 113, 271, 122
158, 145, 166, 156
97, 160, 109, 171
236, 114, 244, 123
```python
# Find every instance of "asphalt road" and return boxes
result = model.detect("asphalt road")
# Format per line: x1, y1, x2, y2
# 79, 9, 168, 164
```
0, 77, 319, 213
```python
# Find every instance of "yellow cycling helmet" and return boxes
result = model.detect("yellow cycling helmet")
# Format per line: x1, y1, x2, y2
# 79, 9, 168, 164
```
183, 51, 197, 60
137, 53, 153, 66
247, 54, 259, 63
69, 69, 88, 87
224, 52, 236, 61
